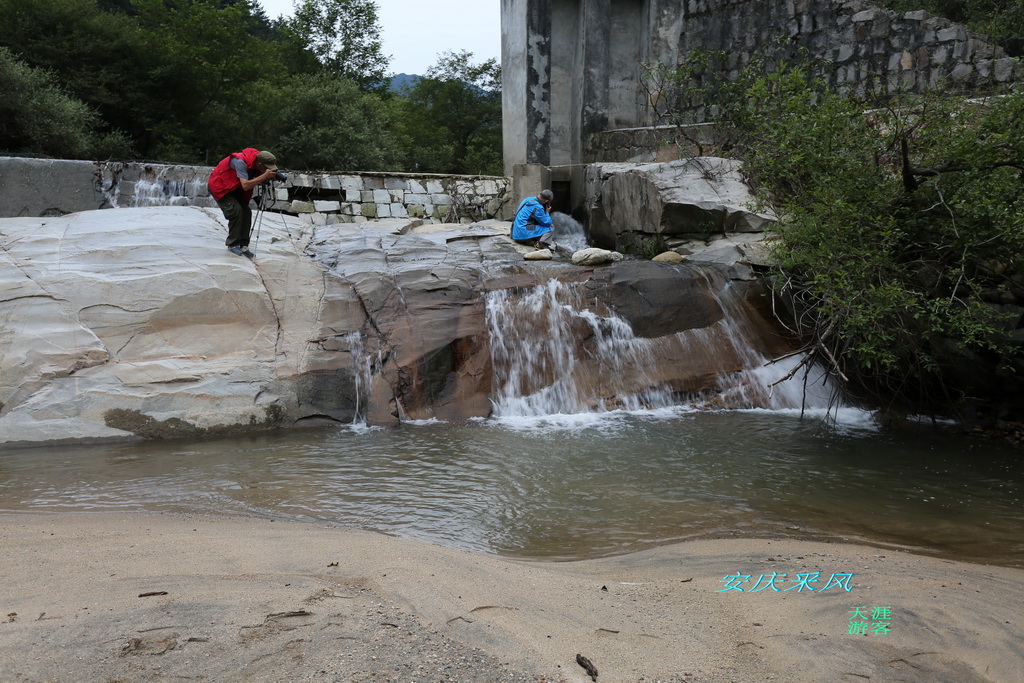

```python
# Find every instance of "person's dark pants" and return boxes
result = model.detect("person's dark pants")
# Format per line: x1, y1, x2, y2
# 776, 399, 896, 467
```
513, 229, 554, 248
214, 190, 252, 248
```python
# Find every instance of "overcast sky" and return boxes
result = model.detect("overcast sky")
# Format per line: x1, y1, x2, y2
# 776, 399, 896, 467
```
258, 0, 502, 75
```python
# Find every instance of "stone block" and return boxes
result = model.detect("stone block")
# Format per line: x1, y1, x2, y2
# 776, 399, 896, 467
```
426, 180, 445, 193
352, 215, 368, 223
432, 194, 452, 205
408, 205, 426, 218
312, 212, 328, 225
292, 174, 315, 188
361, 203, 377, 218
407, 179, 426, 193
320, 176, 341, 190
852, 9, 879, 22
372, 189, 390, 203
384, 177, 408, 190
994, 57, 1016, 81
903, 10, 929, 21
390, 203, 409, 218
345, 189, 361, 202
275, 188, 290, 201
389, 190, 405, 202
340, 175, 362, 192
360, 190, 374, 203
377, 203, 392, 218
950, 63, 974, 81
406, 193, 430, 204
476, 179, 498, 195
364, 176, 384, 190
938, 27, 965, 42
342, 203, 358, 215
291, 200, 315, 213
314, 200, 341, 212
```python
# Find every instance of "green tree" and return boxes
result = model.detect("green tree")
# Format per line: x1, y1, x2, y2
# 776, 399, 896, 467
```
275, 72, 404, 171
714, 61, 1024, 415
396, 51, 502, 176
0, 0, 151, 156
0, 47, 131, 158
287, 0, 389, 89
877, 1, 1024, 39
131, 0, 290, 160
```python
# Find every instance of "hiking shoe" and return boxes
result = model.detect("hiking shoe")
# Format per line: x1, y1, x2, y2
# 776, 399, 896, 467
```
240, 248, 254, 259
228, 246, 244, 256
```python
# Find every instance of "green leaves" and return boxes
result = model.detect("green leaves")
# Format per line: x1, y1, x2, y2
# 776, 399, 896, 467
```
394, 51, 502, 176
287, 0, 389, 89
692, 52, 1024, 411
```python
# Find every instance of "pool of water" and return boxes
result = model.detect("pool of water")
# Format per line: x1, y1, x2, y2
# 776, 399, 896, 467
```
1, 409, 1021, 566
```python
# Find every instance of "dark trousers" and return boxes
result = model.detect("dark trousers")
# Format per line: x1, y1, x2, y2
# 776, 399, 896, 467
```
214, 190, 252, 248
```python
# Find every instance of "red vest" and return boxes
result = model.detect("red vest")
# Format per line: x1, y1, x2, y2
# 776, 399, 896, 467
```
208, 148, 260, 201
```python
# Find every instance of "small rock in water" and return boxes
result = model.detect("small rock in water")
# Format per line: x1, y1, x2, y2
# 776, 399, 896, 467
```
652, 251, 685, 263
571, 248, 622, 266
524, 248, 553, 260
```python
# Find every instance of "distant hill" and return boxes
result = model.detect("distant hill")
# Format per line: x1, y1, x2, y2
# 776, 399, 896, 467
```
389, 73, 422, 92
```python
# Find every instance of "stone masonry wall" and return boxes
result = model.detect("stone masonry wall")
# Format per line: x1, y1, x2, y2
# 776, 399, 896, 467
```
282, 172, 514, 225
676, 0, 1022, 122
579, 1, 1022, 164
585, 124, 717, 163
0, 156, 514, 222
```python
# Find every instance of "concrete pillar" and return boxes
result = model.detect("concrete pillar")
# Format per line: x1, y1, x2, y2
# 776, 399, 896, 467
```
502, 0, 553, 175
512, 163, 550, 202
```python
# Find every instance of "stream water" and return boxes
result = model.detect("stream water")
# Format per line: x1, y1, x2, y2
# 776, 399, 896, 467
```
0, 412, 1021, 566
3, 208, 1020, 567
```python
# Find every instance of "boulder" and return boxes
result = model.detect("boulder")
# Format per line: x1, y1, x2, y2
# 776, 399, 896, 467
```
571, 248, 623, 266
0, 206, 800, 445
652, 251, 685, 263
585, 158, 775, 253
525, 248, 553, 260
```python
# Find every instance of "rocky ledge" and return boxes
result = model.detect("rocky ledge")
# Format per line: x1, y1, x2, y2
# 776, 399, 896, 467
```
0, 206, 793, 446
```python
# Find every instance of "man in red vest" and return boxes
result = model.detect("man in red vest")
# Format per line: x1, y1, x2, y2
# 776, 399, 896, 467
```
207, 148, 281, 258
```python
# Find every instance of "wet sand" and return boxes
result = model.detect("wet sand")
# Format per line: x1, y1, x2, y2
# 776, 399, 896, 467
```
1, 512, 1021, 682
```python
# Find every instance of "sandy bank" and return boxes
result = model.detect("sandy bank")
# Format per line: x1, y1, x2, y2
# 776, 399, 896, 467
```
0, 513, 1021, 682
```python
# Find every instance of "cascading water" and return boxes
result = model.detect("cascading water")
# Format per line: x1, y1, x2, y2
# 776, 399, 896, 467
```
345, 331, 386, 426
486, 280, 675, 416
550, 212, 589, 252
485, 271, 843, 417
130, 171, 206, 208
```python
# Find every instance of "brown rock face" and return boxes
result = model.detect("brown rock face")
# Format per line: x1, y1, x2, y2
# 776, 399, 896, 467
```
306, 224, 800, 424
0, 208, 801, 444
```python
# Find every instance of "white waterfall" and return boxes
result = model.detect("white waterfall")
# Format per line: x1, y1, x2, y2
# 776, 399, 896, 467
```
485, 276, 844, 417
486, 280, 676, 416
346, 331, 381, 426
130, 172, 206, 207
550, 211, 589, 252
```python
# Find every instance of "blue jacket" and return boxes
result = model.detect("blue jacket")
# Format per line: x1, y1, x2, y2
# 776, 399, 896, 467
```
512, 197, 553, 240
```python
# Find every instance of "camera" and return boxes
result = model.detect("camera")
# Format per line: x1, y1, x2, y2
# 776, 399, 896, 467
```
274, 171, 289, 182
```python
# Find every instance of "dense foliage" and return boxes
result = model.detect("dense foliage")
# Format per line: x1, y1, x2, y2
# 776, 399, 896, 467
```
674, 51, 1024, 416
396, 51, 503, 176
0, 0, 502, 175
877, 1, 1024, 39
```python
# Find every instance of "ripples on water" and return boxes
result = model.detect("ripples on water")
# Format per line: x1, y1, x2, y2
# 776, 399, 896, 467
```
0, 410, 1021, 567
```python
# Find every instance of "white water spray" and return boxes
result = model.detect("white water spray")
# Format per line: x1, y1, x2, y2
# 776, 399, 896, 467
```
485, 274, 844, 418
486, 280, 675, 416
130, 170, 205, 208
550, 212, 589, 252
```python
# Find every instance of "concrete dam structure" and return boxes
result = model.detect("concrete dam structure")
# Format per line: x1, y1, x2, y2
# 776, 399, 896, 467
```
501, 0, 1022, 211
